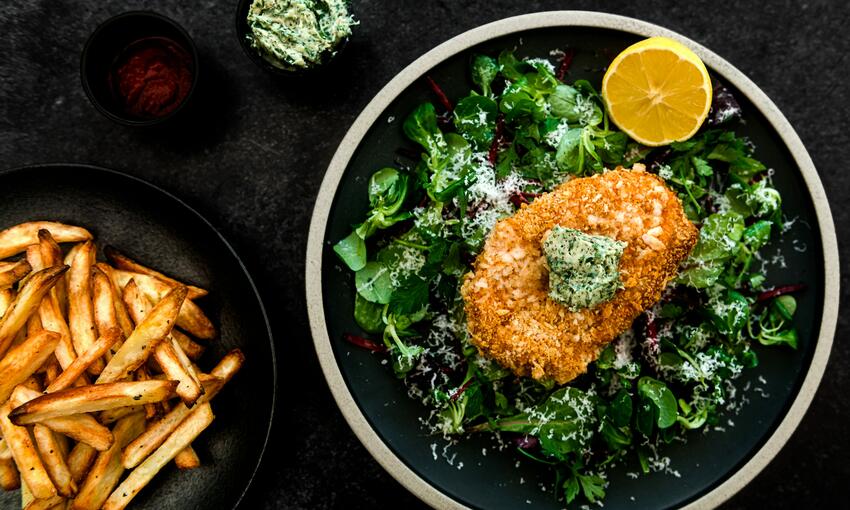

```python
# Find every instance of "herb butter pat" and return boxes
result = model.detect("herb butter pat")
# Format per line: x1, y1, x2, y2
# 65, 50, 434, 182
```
543, 226, 626, 310
246, 0, 355, 70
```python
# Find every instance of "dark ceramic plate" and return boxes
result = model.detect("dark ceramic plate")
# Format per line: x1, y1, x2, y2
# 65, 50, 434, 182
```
0, 164, 275, 509
306, 12, 838, 510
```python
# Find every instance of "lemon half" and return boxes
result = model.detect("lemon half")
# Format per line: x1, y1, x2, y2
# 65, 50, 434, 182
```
602, 36, 712, 147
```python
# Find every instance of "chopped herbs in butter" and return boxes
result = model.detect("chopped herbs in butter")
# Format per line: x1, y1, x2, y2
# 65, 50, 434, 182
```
543, 226, 625, 310
246, 0, 355, 70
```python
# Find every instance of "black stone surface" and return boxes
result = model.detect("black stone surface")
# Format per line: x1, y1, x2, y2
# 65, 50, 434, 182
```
0, 1, 847, 509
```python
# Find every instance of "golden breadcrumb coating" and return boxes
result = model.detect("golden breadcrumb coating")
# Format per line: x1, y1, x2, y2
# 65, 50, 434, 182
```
460, 165, 698, 384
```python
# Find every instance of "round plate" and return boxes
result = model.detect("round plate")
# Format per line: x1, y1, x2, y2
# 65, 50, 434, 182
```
0, 164, 275, 509
306, 11, 839, 510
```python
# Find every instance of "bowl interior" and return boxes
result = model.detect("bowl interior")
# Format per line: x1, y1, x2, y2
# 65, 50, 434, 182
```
0, 165, 274, 509
318, 26, 824, 510
81, 12, 198, 126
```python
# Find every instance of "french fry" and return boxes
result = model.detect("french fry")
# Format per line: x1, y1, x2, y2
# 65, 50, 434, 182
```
208, 349, 245, 383
26, 244, 45, 271
0, 456, 19, 490
0, 266, 67, 357
38, 291, 76, 370
37, 230, 63, 267
103, 403, 214, 510
170, 328, 204, 361
11, 326, 27, 349
91, 267, 121, 345
0, 222, 91, 259
38, 230, 67, 318
123, 283, 202, 406
97, 285, 187, 384
21, 479, 33, 507
94, 264, 134, 338
114, 271, 215, 339
42, 356, 62, 385
38, 229, 68, 328
104, 246, 208, 300
0, 259, 31, 289
54, 430, 69, 455
10, 380, 177, 425
0, 399, 56, 499
67, 242, 103, 375
59, 243, 83, 318
21, 375, 42, 392
173, 447, 201, 470
23, 248, 46, 342
99, 406, 143, 425
121, 279, 146, 326
45, 328, 122, 393
26, 313, 43, 338
39, 417, 112, 452
156, 398, 200, 467
33, 424, 76, 497
0, 439, 11, 460
169, 337, 200, 384
153, 341, 203, 406
122, 349, 242, 468
0, 330, 60, 403
133, 365, 161, 420
62, 244, 80, 269
71, 412, 145, 510
24, 494, 65, 510
66, 443, 97, 485
0, 288, 14, 318
11, 387, 114, 452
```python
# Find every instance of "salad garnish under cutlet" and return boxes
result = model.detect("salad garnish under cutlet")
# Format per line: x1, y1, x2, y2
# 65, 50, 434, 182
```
333, 42, 802, 506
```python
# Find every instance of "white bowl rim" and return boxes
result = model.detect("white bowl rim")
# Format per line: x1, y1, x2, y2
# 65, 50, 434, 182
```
305, 10, 840, 510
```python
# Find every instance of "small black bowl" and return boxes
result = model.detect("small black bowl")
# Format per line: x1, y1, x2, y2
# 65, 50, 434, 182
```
81, 11, 199, 127
234, 0, 349, 77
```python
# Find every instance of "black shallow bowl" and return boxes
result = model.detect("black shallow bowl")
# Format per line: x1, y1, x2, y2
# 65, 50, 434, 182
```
0, 164, 275, 509
234, 0, 349, 77
307, 11, 839, 510
81, 11, 199, 127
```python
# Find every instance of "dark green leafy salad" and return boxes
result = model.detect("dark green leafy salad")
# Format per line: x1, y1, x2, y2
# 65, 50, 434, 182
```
333, 48, 804, 505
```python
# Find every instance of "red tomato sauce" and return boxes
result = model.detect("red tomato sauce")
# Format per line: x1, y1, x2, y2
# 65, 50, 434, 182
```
109, 37, 193, 119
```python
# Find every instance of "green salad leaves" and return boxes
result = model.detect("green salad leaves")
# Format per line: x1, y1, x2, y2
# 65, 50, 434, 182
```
333, 49, 803, 506
333, 168, 411, 271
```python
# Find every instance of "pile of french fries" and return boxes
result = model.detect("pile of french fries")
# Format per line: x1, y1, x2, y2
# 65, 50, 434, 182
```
0, 221, 244, 509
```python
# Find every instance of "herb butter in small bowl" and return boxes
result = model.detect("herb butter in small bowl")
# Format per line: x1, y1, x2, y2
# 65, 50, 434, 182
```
236, 0, 355, 75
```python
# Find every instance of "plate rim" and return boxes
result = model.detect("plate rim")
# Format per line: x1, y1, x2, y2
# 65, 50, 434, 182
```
0, 162, 277, 509
305, 11, 839, 510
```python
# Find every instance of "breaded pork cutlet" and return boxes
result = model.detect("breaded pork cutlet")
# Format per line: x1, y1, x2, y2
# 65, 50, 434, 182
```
461, 165, 698, 384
